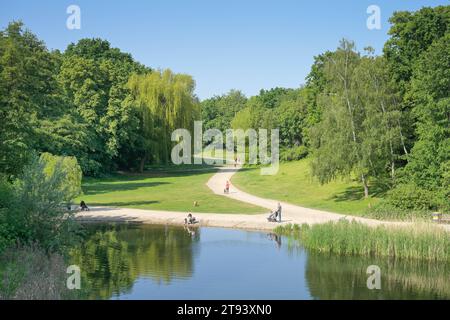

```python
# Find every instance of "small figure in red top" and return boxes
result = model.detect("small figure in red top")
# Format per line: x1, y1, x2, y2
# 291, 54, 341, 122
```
224, 180, 230, 194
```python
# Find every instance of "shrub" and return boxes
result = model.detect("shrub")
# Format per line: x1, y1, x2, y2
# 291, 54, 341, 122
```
280, 145, 309, 162
365, 201, 430, 221
40, 152, 83, 203
0, 179, 15, 253
4, 154, 82, 252
385, 183, 440, 211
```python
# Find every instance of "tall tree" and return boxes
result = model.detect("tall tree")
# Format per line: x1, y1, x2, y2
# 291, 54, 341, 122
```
0, 22, 60, 178
127, 69, 200, 171
401, 34, 449, 202
310, 40, 404, 198
355, 53, 406, 183
384, 6, 449, 94
57, 39, 148, 174
201, 90, 247, 133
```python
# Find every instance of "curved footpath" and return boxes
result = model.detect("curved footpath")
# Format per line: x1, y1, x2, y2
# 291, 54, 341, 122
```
77, 165, 450, 232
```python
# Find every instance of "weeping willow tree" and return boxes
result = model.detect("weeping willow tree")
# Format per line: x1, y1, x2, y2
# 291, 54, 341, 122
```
127, 69, 200, 171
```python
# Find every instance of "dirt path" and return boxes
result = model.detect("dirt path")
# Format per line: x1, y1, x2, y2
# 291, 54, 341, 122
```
77, 165, 449, 232
207, 166, 407, 227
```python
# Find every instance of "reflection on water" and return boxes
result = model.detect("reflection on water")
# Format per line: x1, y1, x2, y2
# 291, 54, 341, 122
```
69, 224, 449, 300
306, 254, 450, 300
69, 224, 200, 299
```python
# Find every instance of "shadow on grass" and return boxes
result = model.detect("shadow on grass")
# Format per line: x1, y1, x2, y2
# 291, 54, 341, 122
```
87, 200, 160, 207
331, 183, 389, 202
82, 181, 171, 195
107, 167, 220, 180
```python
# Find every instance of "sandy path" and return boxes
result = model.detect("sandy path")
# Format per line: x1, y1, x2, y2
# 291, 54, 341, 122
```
207, 166, 406, 227
77, 165, 449, 232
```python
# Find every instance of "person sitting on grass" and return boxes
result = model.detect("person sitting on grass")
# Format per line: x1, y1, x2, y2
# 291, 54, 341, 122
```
184, 213, 197, 225
80, 200, 89, 211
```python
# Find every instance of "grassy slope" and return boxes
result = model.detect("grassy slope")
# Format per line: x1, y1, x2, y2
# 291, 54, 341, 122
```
76, 166, 265, 214
232, 158, 382, 216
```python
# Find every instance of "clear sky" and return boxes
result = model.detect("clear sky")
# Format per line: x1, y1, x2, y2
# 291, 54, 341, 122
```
1, 0, 447, 100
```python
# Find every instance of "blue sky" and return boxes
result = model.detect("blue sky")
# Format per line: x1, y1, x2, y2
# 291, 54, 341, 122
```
1, 0, 447, 100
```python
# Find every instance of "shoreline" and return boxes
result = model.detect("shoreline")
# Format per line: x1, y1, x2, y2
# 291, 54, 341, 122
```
76, 206, 278, 232
75, 206, 450, 233
76, 166, 450, 233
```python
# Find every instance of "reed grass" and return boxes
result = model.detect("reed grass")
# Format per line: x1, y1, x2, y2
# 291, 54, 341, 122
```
275, 221, 449, 262
0, 245, 81, 299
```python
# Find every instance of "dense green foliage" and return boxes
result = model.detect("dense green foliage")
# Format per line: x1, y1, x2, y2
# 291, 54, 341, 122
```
201, 90, 247, 133
308, 42, 405, 198
0, 154, 82, 253
0, 22, 60, 177
231, 88, 306, 148
0, 22, 200, 177
232, 6, 449, 214
126, 70, 201, 170
378, 6, 449, 212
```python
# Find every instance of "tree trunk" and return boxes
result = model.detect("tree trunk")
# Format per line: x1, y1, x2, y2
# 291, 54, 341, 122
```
139, 152, 148, 173
398, 119, 409, 156
361, 174, 369, 199
391, 161, 395, 182
379, 99, 396, 181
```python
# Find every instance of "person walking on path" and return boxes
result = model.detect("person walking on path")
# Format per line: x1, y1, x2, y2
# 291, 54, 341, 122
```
277, 202, 282, 222
224, 180, 230, 194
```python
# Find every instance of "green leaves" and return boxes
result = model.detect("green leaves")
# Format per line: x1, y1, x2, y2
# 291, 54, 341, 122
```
126, 69, 200, 168
0, 22, 58, 178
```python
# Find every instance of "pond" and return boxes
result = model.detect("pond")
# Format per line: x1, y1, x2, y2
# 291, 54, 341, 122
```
69, 224, 450, 300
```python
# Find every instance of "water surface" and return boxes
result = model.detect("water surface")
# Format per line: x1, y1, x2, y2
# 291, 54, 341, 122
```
69, 224, 450, 300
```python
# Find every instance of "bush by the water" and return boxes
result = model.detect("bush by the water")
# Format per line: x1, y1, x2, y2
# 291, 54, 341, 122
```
0, 154, 84, 299
365, 201, 430, 221
385, 183, 442, 211
0, 153, 83, 254
275, 221, 449, 262
280, 146, 308, 162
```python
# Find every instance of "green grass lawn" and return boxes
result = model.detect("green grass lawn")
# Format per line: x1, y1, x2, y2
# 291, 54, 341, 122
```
75, 165, 265, 214
232, 158, 383, 216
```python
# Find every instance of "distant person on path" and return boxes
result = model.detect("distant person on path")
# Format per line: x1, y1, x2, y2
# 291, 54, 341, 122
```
277, 202, 282, 222
224, 180, 230, 194
80, 200, 89, 211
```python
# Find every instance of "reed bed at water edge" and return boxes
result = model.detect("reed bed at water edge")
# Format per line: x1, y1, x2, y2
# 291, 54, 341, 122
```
275, 221, 449, 262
